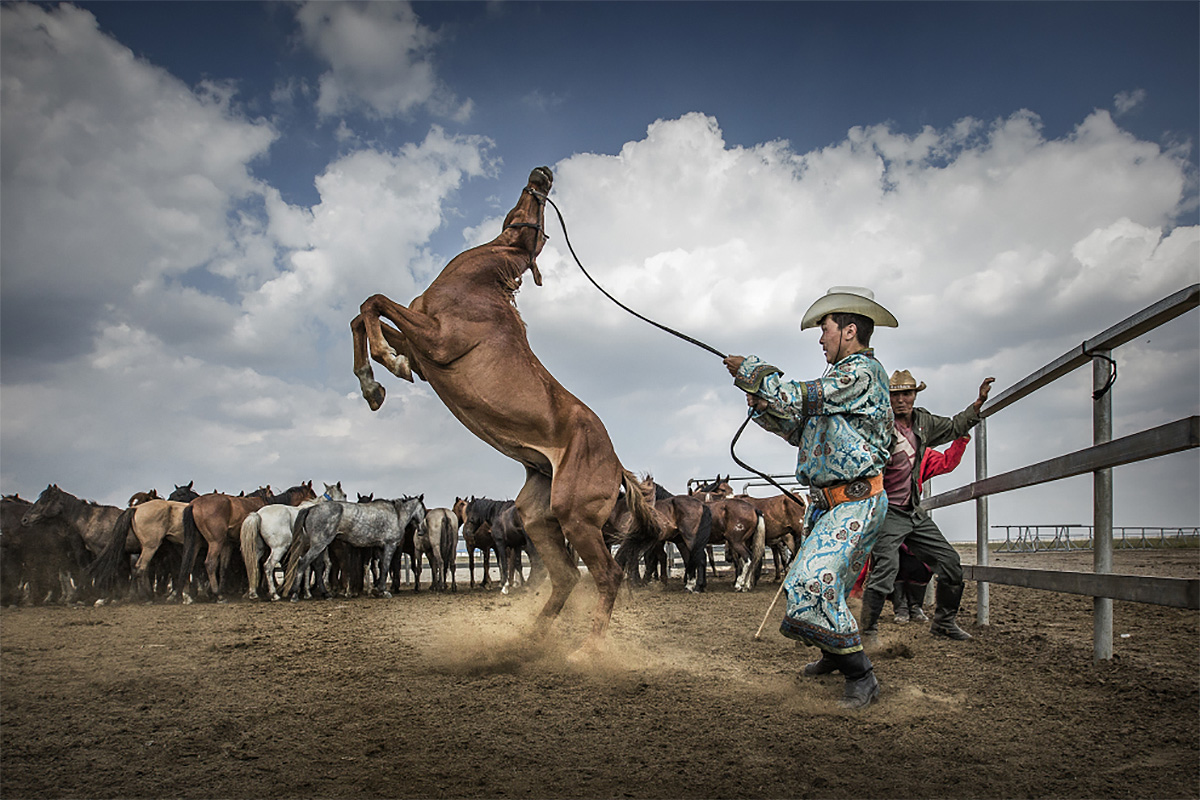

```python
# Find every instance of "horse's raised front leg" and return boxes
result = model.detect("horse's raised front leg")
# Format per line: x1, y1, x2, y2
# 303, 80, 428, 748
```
351, 312, 410, 411
359, 294, 428, 380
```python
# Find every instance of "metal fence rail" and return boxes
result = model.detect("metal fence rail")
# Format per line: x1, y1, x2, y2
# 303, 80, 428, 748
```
923, 283, 1199, 660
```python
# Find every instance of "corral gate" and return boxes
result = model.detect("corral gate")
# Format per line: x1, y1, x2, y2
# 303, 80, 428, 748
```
922, 283, 1199, 661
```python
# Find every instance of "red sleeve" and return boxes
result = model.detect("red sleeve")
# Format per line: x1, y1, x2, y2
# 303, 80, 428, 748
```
919, 435, 971, 484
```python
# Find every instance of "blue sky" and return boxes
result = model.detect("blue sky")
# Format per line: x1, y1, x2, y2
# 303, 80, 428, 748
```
2, 1, 1197, 539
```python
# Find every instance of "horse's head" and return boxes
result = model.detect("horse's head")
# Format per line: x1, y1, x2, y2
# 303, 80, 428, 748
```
394, 494, 427, 533
128, 489, 159, 506
357, 492, 374, 503
283, 481, 317, 506
323, 482, 346, 502
461, 497, 492, 542
169, 481, 198, 502
693, 476, 732, 499
23, 484, 69, 526
500, 166, 554, 287
452, 496, 468, 525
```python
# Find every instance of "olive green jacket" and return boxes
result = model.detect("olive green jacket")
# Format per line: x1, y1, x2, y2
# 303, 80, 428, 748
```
896, 404, 981, 511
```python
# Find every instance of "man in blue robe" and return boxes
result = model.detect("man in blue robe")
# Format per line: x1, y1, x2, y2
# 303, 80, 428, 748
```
724, 286, 895, 709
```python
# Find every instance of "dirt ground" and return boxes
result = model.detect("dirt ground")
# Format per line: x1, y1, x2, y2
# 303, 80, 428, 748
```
1, 547, 1197, 800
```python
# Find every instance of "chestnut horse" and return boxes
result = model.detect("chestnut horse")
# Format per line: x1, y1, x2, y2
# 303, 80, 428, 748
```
694, 476, 806, 582
179, 482, 315, 602
734, 492, 806, 581
351, 166, 661, 659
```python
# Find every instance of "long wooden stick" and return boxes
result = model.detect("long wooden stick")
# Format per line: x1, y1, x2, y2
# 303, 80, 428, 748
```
753, 580, 788, 639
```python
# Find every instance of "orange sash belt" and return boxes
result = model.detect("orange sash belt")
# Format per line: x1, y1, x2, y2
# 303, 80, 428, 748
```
810, 473, 884, 511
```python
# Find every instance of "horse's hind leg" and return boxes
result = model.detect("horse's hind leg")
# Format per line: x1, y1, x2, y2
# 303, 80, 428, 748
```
516, 471, 579, 640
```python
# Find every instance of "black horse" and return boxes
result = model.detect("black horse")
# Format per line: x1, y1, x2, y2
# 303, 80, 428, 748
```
461, 497, 541, 593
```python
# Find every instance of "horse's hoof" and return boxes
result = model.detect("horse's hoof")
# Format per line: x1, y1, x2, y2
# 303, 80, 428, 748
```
362, 381, 386, 411
382, 351, 413, 382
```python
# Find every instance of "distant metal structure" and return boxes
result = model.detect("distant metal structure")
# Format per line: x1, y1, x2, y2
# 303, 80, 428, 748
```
994, 525, 1200, 552
923, 283, 1200, 660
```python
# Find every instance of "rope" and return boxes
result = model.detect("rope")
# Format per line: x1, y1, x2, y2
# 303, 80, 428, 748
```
1081, 342, 1117, 400
540, 192, 808, 509
540, 194, 727, 359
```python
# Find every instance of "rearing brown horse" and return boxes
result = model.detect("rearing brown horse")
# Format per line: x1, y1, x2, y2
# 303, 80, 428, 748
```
351, 166, 661, 660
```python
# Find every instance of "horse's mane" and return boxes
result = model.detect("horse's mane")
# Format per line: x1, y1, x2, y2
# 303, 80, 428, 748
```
653, 483, 674, 501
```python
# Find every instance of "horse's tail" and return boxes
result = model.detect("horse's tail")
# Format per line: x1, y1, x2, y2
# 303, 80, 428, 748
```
750, 510, 767, 581
88, 506, 134, 596
688, 503, 713, 586
240, 512, 263, 596
617, 469, 665, 558
177, 505, 201, 595
281, 506, 314, 596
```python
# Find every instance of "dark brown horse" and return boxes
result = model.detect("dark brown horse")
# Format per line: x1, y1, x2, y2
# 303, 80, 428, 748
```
351, 166, 661, 660
461, 497, 541, 594
612, 482, 712, 592
2, 494, 82, 605
455, 496, 500, 589
21, 485, 123, 600
179, 482, 315, 602
690, 478, 765, 592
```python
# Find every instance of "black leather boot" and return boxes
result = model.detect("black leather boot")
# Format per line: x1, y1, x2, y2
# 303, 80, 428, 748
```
802, 651, 838, 677
931, 581, 972, 640
892, 584, 910, 624
833, 650, 879, 710
907, 581, 929, 622
859, 588, 887, 641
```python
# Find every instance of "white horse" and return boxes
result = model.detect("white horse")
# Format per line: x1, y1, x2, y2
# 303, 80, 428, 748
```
414, 507, 461, 592
240, 482, 346, 601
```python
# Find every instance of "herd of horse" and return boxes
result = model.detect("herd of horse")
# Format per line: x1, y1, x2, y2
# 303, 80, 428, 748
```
0, 475, 806, 610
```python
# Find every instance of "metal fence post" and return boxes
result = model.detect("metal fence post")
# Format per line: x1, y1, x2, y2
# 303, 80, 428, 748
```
974, 417, 990, 626
1093, 350, 1114, 661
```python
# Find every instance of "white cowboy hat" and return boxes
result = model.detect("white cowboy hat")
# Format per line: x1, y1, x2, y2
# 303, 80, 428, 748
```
800, 286, 899, 330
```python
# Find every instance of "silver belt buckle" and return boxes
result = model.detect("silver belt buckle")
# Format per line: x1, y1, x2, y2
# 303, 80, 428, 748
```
844, 479, 871, 501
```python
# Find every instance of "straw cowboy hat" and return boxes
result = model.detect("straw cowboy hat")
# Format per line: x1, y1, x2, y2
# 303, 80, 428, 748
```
800, 286, 899, 330
889, 369, 927, 393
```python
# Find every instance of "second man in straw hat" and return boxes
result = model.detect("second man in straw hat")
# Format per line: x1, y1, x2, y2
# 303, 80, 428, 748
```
859, 368, 995, 642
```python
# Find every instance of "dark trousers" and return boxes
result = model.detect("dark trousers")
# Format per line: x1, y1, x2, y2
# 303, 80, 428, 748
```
864, 505, 962, 596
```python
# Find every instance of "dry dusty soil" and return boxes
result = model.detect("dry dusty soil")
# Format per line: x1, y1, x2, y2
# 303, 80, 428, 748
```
1, 547, 1197, 799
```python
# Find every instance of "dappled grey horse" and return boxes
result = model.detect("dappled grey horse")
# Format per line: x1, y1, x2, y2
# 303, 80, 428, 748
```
282, 496, 426, 600
241, 482, 347, 601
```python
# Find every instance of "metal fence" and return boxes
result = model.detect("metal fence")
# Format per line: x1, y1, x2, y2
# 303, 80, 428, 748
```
922, 283, 1200, 660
